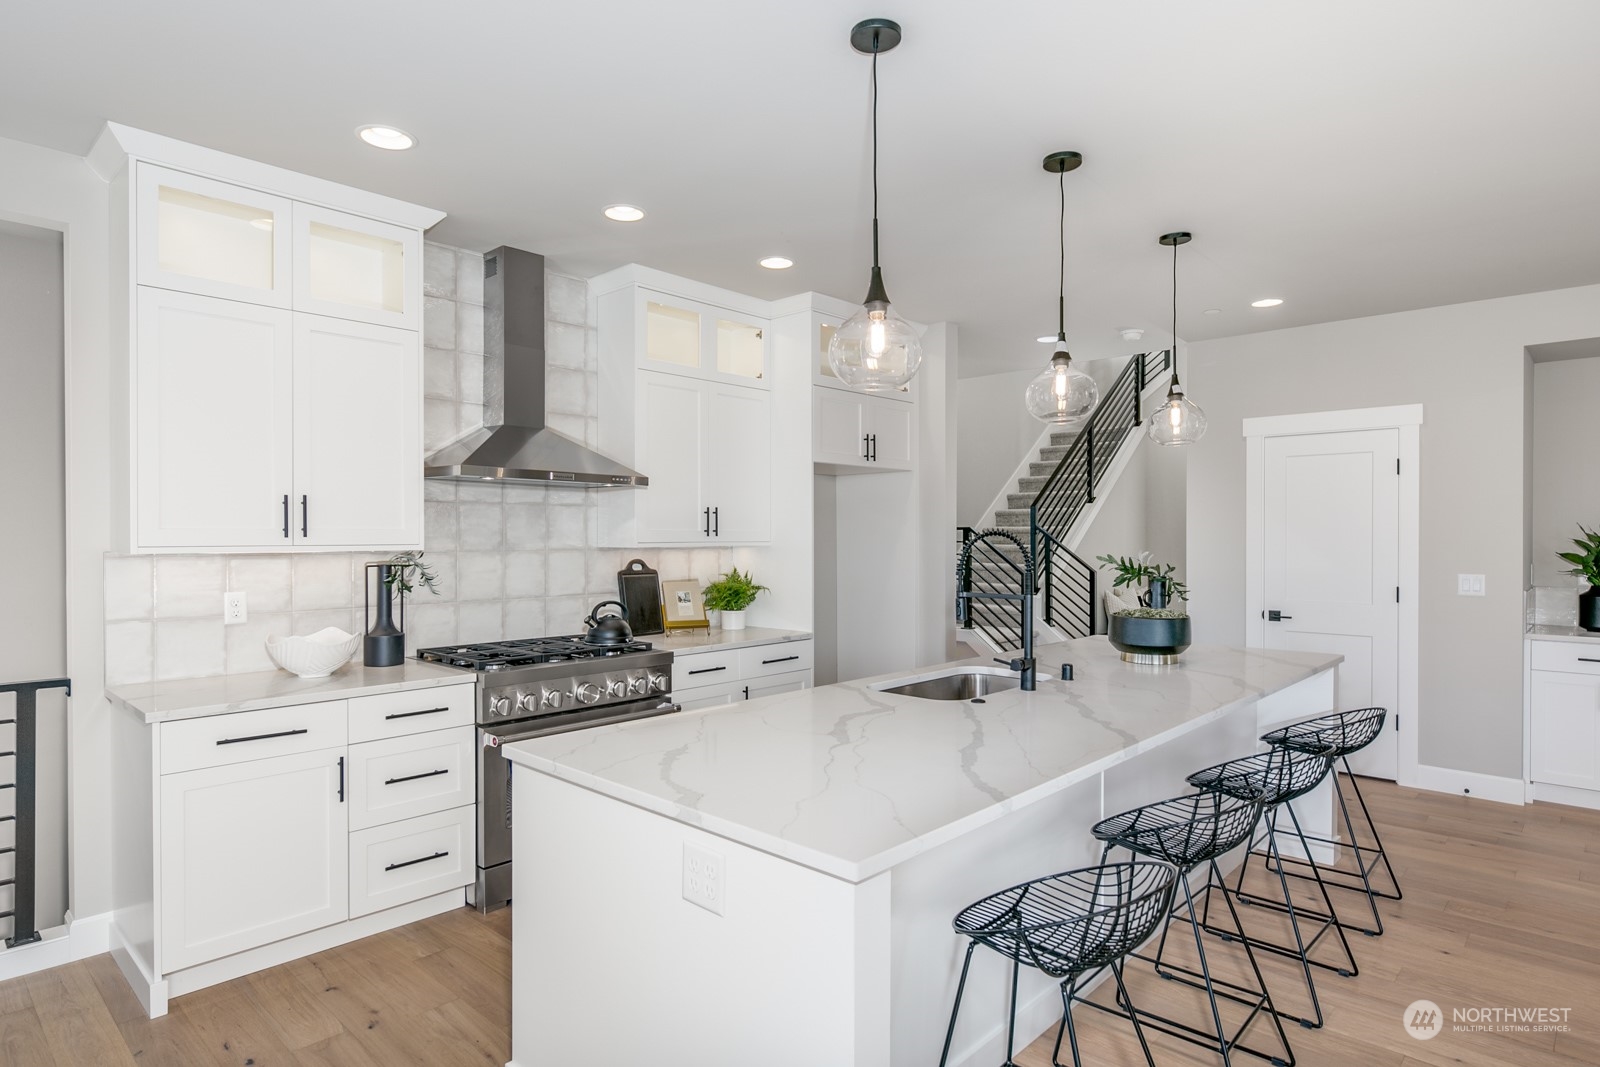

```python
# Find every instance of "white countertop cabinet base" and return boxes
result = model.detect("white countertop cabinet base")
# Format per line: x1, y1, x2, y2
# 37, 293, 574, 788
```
1527, 634, 1600, 802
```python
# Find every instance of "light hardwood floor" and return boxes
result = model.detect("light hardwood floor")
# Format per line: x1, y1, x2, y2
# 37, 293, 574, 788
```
1, 780, 1598, 1065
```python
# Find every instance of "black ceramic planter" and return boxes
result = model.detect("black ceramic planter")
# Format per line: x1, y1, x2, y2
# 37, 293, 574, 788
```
1581, 586, 1600, 633
1109, 613, 1192, 664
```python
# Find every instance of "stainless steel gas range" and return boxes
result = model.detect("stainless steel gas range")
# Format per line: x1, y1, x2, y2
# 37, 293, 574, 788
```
416, 637, 679, 911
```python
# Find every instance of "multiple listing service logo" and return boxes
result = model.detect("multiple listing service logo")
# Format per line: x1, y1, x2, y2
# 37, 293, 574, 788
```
1404, 1000, 1443, 1041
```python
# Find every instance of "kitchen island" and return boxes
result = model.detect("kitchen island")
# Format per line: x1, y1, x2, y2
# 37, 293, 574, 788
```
502, 636, 1342, 1067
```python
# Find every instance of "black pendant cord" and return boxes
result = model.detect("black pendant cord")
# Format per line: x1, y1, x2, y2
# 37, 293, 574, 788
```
1057, 169, 1067, 341
1169, 236, 1182, 395
871, 43, 880, 270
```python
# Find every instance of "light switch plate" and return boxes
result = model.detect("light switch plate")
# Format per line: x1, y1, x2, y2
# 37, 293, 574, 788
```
1456, 574, 1485, 597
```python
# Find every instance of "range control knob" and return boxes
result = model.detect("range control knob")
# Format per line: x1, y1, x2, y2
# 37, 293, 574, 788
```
541, 687, 565, 710
627, 674, 648, 695
516, 691, 541, 714
489, 695, 512, 718
576, 682, 603, 705
649, 671, 670, 693
607, 678, 628, 698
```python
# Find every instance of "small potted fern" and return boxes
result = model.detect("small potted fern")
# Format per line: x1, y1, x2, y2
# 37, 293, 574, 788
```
1557, 525, 1600, 631
701, 568, 766, 632
1096, 552, 1192, 663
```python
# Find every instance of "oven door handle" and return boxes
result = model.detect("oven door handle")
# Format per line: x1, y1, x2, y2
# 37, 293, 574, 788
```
481, 701, 683, 746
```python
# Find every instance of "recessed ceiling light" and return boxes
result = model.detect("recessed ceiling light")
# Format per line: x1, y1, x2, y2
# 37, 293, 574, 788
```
1203, 308, 1222, 316
603, 204, 645, 222
1251, 298, 1284, 308
759, 256, 794, 270
1036, 335, 1056, 343
356, 125, 415, 151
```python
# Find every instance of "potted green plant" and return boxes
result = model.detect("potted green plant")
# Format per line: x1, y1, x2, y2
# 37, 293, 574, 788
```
1557, 525, 1600, 632
1096, 552, 1192, 663
701, 567, 767, 632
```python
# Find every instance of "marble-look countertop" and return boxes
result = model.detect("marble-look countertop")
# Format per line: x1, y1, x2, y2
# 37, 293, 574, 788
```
1526, 624, 1600, 643
504, 636, 1341, 883
108, 660, 474, 724
645, 627, 812, 656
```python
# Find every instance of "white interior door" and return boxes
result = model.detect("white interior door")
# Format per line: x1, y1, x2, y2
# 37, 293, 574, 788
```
1262, 428, 1401, 777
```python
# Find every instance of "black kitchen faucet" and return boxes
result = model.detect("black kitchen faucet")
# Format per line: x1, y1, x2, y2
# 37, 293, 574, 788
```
955, 529, 1037, 691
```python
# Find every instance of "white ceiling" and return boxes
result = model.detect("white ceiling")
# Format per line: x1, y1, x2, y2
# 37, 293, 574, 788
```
8, 1, 1600, 376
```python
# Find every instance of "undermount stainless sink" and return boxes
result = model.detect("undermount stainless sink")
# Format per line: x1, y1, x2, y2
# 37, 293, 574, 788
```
873, 668, 1021, 701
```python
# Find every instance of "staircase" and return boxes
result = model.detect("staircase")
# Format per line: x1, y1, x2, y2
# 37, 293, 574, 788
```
957, 349, 1172, 654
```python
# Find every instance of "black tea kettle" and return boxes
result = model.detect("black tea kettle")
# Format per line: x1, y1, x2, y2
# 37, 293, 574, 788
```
583, 600, 634, 646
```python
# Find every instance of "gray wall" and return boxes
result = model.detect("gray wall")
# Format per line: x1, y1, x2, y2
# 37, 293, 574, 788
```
1530, 352, 1600, 588
1187, 284, 1600, 780
0, 220, 67, 932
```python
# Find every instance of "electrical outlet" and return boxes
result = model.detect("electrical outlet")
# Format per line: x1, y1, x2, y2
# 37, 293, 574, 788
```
223, 591, 248, 624
1456, 574, 1486, 597
682, 843, 725, 915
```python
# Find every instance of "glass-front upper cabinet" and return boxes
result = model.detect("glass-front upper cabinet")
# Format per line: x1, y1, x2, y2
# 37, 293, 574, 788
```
640, 290, 769, 387
136, 164, 292, 307
292, 203, 420, 329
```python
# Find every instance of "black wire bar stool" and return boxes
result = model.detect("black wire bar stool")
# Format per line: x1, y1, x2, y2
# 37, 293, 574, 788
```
1185, 745, 1354, 1031
938, 861, 1180, 1067
1092, 791, 1295, 1067
1258, 707, 1401, 936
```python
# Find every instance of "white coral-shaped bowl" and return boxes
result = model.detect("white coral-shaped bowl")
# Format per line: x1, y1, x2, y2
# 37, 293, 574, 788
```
266, 627, 360, 678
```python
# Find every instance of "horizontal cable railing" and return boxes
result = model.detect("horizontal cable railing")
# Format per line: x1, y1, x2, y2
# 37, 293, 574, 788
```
1, 676, 71, 949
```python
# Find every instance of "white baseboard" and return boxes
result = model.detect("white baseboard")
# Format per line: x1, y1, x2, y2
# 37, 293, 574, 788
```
1528, 781, 1600, 811
1411, 764, 1525, 805
109, 923, 167, 1017
0, 909, 112, 983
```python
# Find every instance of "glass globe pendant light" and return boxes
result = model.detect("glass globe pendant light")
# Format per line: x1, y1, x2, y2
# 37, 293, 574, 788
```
1024, 151, 1099, 425
828, 19, 923, 392
1147, 232, 1208, 445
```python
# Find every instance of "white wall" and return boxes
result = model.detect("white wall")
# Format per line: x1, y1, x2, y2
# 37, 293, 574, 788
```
0, 221, 68, 933
955, 369, 1037, 525
1529, 352, 1600, 589
812, 477, 839, 686
1187, 285, 1600, 780
0, 133, 113, 926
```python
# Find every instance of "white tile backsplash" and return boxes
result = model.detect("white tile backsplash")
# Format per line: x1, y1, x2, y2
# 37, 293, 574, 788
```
104, 244, 726, 684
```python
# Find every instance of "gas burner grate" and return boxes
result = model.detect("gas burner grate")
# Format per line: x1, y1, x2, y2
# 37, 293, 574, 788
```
416, 635, 654, 671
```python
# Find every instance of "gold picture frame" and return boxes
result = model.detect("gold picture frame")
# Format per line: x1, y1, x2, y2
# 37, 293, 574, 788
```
660, 579, 708, 631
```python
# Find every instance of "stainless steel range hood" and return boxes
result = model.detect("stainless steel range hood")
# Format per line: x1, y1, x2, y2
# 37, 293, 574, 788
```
423, 246, 646, 488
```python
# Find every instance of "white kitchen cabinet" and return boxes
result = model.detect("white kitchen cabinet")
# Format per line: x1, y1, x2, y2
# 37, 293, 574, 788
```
292, 203, 420, 330
622, 372, 771, 545
639, 290, 770, 387
292, 314, 422, 547
812, 387, 914, 473
135, 288, 295, 548
671, 639, 814, 710
137, 164, 292, 307
159, 747, 348, 972
745, 674, 811, 700
1530, 670, 1600, 791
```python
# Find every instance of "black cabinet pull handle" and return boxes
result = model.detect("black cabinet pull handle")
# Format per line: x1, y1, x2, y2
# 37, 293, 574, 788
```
863, 433, 870, 459
703, 507, 711, 537
386, 850, 449, 872
216, 728, 308, 746
282, 494, 290, 539
300, 495, 309, 538
870, 434, 877, 461
337, 755, 345, 802
743, 686, 750, 699
1579, 658, 1600, 663
384, 706, 450, 720
762, 655, 800, 665
712, 507, 719, 537
687, 665, 727, 675
385, 768, 449, 786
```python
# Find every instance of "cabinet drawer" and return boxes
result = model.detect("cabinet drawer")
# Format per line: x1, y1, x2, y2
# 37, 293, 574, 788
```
349, 805, 472, 918
672, 649, 742, 691
348, 727, 474, 831
738, 641, 814, 681
348, 684, 475, 743
161, 701, 347, 774
1530, 640, 1600, 676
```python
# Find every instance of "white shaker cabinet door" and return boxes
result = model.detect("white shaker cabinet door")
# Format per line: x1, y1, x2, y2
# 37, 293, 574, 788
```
159, 748, 349, 972
813, 389, 868, 467
292, 314, 422, 548
291, 203, 421, 330
135, 288, 294, 548
864, 394, 915, 470
136, 164, 292, 307
1531, 670, 1600, 790
635, 371, 710, 544
705, 383, 772, 543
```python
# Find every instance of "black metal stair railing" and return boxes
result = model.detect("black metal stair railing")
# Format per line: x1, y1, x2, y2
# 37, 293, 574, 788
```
956, 350, 1171, 650
1, 676, 70, 949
